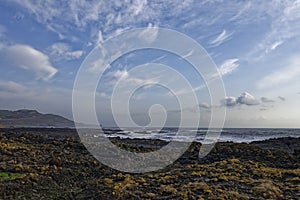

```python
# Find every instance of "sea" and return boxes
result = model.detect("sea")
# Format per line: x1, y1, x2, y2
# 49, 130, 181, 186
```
95, 128, 300, 144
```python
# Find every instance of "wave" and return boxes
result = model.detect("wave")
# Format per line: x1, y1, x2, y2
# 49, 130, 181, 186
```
90, 128, 300, 143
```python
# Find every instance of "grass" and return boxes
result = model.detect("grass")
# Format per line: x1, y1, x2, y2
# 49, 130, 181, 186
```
0, 171, 23, 181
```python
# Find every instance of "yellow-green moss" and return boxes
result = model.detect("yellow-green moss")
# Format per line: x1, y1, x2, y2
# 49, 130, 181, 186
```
0, 172, 24, 180
252, 180, 283, 199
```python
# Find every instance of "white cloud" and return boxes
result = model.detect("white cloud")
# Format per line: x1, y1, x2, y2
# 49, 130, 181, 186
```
256, 57, 300, 89
111, 69, 129, 79
97, 30, 104, 44
10, 0, 152, 41
188, 57, 238, 96
150, 55, 167, 63
10, 0, 299, 51
6, 0, 277, 52
113, 27, 130, 36
181, 50, 194, 59
270, 41, 283, 51
247, 1, 300, 60
68, 51, 83, 59
96, 92, 110, 99
229, 1, 252, 22
128, 0, 148, 16
164, 58, 239, 97
0, 81, 27, 93
218, 58, 239, 76
48, 43, 83, 61
221, 96, 237, 107
2, 44, 57, 80
237, 92, 259, 105
264, 41, 284, 54
105, 69, 158, 89
70, 1, 103, 28
222, 92, 259, 107
138, 23, 158, 43
209, 30, 233, 47
198, 102, 211, 109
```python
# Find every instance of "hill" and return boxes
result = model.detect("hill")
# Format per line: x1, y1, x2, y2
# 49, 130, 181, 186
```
0, 109, 75, 128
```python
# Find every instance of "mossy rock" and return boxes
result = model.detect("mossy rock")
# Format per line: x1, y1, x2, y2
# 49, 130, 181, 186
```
252, 180, 283, 199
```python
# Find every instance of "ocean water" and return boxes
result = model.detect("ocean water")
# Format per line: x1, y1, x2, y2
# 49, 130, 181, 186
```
99, 128, 300, 143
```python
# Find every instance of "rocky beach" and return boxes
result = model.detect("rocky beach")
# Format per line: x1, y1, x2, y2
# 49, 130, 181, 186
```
0, 128, 299, 199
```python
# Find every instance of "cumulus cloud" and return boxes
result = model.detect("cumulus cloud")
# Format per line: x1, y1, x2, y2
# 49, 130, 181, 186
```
48, 43, 83, 61
222, 92, 259, 107
237, 92, 260, 105
261, 97, 275, 103
221, 97, 237, 107
198, 102, 211, 109
1, 44, 57, 80
210, 30, 233, 47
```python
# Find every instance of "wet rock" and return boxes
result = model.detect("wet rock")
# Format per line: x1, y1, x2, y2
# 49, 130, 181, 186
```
48, 158, 62, 166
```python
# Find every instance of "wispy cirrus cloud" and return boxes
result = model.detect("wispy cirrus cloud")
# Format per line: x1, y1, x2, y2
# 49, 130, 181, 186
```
10, 0, 152, 43
266, 41, 283, 53
218, 58, 239, 76
48, 43, 84, 61
166, 57, 239, 97
209, 30, 233, 47
247, 1, 300, 60
138, 23, 159, 43
10, 0, 299, 53
256, 56, 300, 89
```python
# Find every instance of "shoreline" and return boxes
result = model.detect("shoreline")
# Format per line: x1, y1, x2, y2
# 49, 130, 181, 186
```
0, 127, 299, 144
0, 128, 299, 199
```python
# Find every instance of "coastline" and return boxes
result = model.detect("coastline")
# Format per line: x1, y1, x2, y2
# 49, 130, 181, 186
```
0, 128, 299, 199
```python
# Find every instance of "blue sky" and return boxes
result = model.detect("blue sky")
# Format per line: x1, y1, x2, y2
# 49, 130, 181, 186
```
0, 0, 299, 128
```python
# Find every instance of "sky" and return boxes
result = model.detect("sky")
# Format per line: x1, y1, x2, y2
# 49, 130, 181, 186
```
0, 0, 299, 128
